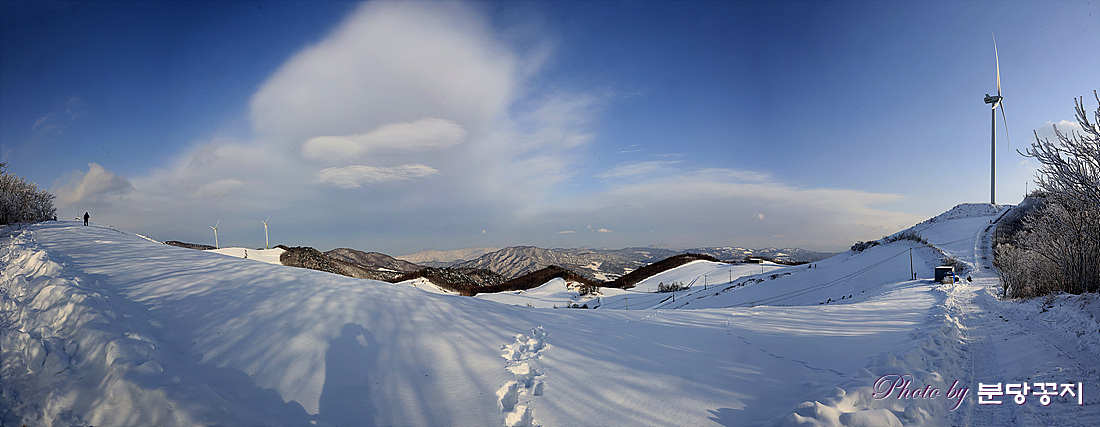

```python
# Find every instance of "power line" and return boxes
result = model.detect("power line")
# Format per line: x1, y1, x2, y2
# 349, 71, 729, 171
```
725, 248, 911, 308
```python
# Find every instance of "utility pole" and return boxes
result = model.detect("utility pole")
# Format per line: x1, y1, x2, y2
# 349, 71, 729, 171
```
625, 297, 628, 310
910, 248, 916, 280
704, 274, 707, 290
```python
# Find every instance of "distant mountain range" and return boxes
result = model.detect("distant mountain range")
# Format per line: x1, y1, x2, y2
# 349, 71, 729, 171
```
408, 245, 835, 280
168, 239, 833, 286
326, 248, 423, 275
396, 247, 499, 267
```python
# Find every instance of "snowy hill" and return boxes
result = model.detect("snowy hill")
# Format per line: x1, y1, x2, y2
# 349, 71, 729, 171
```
2, 204, 1099, 426
325, 247, 422, 273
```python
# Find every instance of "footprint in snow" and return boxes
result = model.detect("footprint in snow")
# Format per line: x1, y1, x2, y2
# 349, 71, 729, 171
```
497, 326, 548, 427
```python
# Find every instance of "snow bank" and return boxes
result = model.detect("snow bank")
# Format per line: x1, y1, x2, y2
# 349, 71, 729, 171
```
0, 227, 306, 426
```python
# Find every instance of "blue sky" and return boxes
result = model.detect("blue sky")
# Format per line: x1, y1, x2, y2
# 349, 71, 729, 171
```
2, 0, 1097, 255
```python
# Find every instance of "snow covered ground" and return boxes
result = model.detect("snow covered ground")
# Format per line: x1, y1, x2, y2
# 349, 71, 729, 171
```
209, 247, 286, 265
2, 203, 1098, 426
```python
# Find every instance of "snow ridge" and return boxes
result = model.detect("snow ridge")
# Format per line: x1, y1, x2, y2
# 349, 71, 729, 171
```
0, 229, 182, 426
0, 226, 311, 427
497, 326, 548, 427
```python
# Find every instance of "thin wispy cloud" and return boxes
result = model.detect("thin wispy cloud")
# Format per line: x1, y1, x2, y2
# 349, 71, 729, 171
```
32, 96, 85, 136
316, 164, 440, 189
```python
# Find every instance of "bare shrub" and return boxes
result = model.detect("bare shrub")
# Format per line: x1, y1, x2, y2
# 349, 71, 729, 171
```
941, 255, 969, 275
886, 230, 929, 246
657, 281, 689, 293
850, 240, 879, 253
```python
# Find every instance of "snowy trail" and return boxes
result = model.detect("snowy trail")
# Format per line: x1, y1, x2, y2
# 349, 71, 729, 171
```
945, 210, 1100, 426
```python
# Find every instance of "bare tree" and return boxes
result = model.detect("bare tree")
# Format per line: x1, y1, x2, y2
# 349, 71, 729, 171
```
1022, 91, 1100, 210
998, 92, 1100, 297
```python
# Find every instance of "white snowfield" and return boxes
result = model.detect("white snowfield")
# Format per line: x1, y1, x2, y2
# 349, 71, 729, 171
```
1, 203, 1098, 426
209, 246, 286, 265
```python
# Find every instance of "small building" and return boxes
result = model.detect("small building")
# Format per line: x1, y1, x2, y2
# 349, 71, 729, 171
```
746, 257, 764, 264
935, 266, 955, 284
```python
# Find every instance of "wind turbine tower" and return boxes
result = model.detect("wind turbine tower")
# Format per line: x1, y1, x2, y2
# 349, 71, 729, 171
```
211, 220, 220, 250
262, 216, 270, 250
983, 33, 1010, 204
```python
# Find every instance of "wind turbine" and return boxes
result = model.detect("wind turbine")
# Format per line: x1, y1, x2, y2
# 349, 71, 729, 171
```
211, 220, 220, 249
262, 216, 270, 250
983, 33, 1010, 205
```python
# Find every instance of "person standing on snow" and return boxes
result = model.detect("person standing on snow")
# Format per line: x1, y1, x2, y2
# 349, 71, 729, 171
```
83, 212, 89, 226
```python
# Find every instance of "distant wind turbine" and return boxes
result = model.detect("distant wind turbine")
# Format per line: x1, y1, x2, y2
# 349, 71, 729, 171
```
983, 32, 1010, 204
262, 216, 270, 250
211, 220, 220, 249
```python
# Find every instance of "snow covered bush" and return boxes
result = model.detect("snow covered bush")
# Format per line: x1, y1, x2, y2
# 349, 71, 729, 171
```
1013, 194, 1100, 295
0, 162, 56, 225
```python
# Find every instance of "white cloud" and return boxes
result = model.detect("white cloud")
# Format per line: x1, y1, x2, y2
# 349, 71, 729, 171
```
61, 1, 602, 252
52, 163, 133, 209
249, 2, 516, 147
558, 230, 576, 234
596, 228, 612, 233
316, 164, 440, 189
302, 118, 467, 162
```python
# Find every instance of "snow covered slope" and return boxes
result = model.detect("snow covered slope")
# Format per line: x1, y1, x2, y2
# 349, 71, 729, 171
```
209, 247, 286, 265
2, 203, 1098, 426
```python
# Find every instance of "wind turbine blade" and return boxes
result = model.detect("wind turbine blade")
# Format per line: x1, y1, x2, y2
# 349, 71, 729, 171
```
1000, 102, 1010, 151
215, 219, 220, 229
993, 33, 1001, 96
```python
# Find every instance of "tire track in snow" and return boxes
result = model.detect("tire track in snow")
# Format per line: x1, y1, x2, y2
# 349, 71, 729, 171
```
953, 206, 1100, 425
953, 207, 1018, 425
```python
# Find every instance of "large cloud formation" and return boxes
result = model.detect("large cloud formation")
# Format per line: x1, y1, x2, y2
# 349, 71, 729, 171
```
52, 163, 133, 210
72, 1, 921, 253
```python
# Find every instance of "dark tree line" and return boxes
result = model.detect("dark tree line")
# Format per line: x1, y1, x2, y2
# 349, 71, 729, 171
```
0, 162, 56, 225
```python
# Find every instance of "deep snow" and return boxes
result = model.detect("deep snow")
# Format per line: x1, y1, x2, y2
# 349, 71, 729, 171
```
1, 203, 1098, 426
